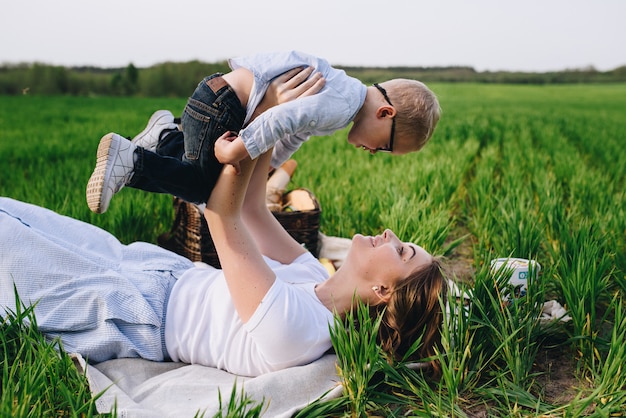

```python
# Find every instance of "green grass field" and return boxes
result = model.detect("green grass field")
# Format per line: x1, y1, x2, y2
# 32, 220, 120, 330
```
1, 83, 625, 416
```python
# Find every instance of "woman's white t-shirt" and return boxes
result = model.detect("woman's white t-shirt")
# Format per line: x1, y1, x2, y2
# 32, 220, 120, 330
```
164, 252, 334, 377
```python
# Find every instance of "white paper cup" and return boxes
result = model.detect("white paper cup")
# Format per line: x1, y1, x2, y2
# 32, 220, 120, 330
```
490, 258, 541, 298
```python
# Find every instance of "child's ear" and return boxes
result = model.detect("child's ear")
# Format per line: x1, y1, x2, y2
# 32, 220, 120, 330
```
376, 106, 397, 119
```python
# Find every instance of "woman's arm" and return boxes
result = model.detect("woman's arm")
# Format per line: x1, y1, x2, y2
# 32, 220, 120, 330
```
205, 69, 323, 321
241, 150, 308, 264
204, 145, 276, 323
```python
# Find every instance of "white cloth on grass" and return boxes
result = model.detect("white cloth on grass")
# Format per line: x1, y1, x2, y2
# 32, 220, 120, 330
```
74, 353, 342, 418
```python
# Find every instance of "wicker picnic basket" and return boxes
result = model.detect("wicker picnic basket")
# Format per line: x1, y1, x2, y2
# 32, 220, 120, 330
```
158, 189, 321, 268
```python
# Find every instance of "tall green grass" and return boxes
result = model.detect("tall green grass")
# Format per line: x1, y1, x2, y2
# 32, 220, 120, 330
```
1, 83, 625, 416
1, 289, 107, 417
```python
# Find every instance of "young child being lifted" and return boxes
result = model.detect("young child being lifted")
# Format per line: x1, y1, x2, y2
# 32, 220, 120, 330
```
87, 50, 441, 213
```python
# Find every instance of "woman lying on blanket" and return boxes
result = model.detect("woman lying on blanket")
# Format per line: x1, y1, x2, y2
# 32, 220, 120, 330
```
0, 179, 446, 377
0, 90, 446, 380
0, 185, 446, 377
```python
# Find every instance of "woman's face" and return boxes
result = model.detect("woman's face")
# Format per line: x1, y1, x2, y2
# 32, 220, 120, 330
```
349, 229, 432, 288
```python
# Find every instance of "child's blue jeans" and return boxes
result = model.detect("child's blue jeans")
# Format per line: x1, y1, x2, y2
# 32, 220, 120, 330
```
128, 73, 246, 204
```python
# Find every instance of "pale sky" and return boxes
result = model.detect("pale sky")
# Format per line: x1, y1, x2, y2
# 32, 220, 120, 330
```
2, 0, 624, 72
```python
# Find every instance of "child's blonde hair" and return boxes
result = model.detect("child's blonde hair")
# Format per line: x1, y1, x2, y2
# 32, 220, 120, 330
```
387, 79, 441, 151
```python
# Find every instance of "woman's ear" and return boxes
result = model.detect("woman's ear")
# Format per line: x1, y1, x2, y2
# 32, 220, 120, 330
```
372, 285, 391, 304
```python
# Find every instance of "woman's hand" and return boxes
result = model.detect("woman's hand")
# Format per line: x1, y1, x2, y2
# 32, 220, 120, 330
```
251, 67, 325, 119
268, 66, 325, 103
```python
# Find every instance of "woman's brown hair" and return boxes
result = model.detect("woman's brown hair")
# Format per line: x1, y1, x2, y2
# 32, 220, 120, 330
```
373, 256, 447, 375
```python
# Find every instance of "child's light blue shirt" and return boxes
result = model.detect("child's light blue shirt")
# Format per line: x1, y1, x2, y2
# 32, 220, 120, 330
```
229, 50, 367, 168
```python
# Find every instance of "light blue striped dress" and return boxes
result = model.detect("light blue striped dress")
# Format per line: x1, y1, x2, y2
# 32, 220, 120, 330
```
0, 197, 194, 363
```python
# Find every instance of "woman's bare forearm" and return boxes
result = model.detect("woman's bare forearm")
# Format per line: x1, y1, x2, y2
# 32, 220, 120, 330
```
204, 158, 275, 322
241, 152, 307, 264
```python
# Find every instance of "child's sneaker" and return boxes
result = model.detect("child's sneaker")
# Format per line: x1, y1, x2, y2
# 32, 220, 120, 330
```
86, 133, 137, 213
132, 110, 178, 151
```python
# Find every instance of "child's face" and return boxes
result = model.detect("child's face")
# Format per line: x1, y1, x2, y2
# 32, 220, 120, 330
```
347, 113, 395, 154
347, 117, 420, 155
347, 83, 425, 155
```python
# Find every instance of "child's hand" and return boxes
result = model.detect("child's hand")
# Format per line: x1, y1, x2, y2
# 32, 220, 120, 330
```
215, 131, 247, 174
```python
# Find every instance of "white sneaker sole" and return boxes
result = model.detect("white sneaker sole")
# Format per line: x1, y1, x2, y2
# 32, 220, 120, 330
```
132, 110, 175, 149
86, 133, 120, 213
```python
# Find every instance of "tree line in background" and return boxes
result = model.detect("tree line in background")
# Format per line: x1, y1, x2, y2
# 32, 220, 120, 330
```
1, 60, 625, 97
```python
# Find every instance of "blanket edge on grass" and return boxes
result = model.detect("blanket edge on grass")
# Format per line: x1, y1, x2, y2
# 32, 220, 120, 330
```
72, 353, 342, 418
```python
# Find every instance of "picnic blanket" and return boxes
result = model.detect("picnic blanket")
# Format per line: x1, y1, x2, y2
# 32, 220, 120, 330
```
73, 353, 342, 418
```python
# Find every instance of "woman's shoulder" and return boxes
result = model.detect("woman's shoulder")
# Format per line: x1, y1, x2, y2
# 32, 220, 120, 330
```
265, 252, 330, 285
